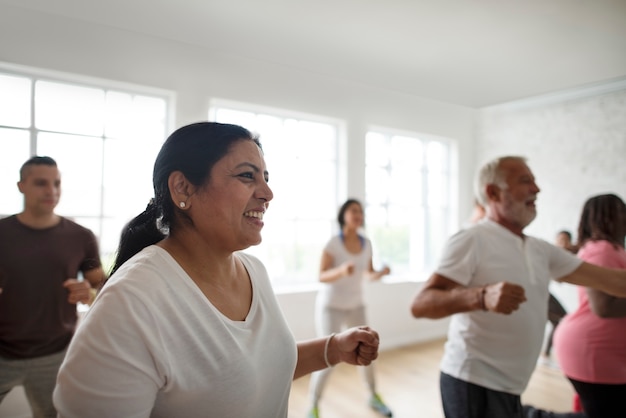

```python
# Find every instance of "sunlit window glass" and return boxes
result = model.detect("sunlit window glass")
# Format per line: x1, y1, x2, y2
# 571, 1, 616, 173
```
37, 132, 104, 218
0, 66, 170, 271
0, 128, 30, 216
365, 130, 454, 280
35, 81, 105, 137
0, 74, 31, 128
211, 105, 341, 288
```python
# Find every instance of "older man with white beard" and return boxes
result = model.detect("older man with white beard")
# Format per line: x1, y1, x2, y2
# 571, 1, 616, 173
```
410, 156, 626, 418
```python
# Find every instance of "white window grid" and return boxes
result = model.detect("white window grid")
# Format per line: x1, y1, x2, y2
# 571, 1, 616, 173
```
0, 62, 174, 271
365, 128, 457, 280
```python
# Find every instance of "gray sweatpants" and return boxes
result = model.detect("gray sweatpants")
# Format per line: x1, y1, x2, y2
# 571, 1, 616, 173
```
0, 349, 66, 418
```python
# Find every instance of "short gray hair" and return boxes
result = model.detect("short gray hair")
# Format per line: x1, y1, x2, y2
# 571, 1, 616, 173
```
474, 156, 527, 205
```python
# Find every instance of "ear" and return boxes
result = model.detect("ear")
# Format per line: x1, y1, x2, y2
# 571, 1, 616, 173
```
17, 181, 25, 194
485, 184, 501, 202
167, 171, 194, 209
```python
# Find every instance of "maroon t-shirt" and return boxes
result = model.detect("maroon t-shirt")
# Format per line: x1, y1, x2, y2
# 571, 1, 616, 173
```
0, 215, 101, 359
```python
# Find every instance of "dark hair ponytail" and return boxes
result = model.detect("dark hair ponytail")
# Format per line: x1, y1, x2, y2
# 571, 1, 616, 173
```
109, 200, 165, 277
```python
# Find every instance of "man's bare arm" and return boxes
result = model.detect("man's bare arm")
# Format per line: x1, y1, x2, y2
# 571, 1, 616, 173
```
411, 273, 527, 319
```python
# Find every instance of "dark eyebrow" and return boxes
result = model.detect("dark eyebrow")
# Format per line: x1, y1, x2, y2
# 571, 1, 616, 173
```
236, 162, 269, 178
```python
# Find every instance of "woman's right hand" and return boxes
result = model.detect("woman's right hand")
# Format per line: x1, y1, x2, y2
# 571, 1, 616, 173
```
342, 261, 355, 276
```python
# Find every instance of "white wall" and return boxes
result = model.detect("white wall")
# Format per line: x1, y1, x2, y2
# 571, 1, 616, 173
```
277, 281, 451, 349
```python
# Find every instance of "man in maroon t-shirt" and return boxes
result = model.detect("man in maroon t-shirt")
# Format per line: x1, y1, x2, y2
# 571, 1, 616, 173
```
0, 156, 106, 418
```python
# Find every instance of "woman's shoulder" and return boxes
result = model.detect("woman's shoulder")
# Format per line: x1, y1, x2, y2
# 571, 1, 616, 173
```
579, 239, 621, 254
324, 235, 343, 250
578, 240, 626, 268
328, 235, 343, 244
106, 246, 171, 286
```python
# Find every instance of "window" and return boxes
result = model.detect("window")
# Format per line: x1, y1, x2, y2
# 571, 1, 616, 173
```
0, 65, 172, 270
209, 102, 343, 289
365, 129, 456, 280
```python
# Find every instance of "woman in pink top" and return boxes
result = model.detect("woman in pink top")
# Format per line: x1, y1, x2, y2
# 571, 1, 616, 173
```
553, 193, 626, 418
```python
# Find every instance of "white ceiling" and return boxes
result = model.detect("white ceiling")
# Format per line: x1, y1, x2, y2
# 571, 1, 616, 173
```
4, 0, 626, 107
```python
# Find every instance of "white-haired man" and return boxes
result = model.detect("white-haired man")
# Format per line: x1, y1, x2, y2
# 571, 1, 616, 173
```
411, 156, 625, 418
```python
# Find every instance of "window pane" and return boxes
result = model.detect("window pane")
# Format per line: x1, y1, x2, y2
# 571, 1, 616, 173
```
100, 218, 127, 268
427, 141, 449, 171
390, 163, 422, 206
273, 160, 336, 219
426, 208, 449, 272
102, 135, 161, 217
255, 114, 283, 138
365, 132, 388, 167
409, 208, 426, 273
368, 221, 411, 275
0, 128, 30, 216
35, 81, 105, 136
365, 205, 387, 226
391, 135, 423, 165
365, 166, 389, 206
366, 130, 454, 282
104, 91, 133, 138
0, 74, 31, 128
104, 93, 166, 140
427, 169, 449, 207
37, 132, 103, 217
292, 121, 337, 160
132, 96, 167, 138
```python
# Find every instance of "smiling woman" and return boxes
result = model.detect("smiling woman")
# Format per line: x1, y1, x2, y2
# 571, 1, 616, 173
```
51, 121, 382, 418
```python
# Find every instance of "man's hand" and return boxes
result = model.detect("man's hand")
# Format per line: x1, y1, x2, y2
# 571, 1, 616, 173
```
484, 281, 527, 314
63, 278, 93, 305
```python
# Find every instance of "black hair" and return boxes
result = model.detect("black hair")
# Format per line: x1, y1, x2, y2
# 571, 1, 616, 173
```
110, 122, 260, 276
19, 156, 57, 180
337, 198, 363, 229
557, 230, 572, 240
577, 193, 626, 249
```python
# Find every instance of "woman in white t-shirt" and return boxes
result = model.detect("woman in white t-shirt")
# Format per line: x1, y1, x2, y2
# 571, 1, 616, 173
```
307, 198, 393, 418
52, 122, 381, 418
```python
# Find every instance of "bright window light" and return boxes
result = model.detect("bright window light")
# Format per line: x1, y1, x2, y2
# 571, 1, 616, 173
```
0, 68, 170, 271
211, 104, 342, 289
365, 130, 455, 280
